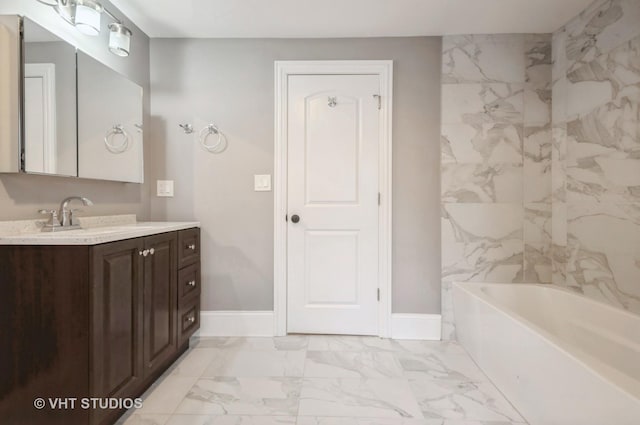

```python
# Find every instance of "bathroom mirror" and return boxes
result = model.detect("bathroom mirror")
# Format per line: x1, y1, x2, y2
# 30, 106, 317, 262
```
22, 18, 78, 177
77, 51, 144, 183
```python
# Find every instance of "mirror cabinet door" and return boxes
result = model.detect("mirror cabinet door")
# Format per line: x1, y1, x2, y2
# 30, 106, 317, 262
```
0, 15, 21, 173
23, 18, 78, 177
77, 52, 144, 183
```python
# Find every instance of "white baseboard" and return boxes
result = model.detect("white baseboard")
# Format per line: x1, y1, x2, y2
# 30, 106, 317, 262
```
391, 313, 442, 340
199, 311, 274, 337
199, 311, 440, 340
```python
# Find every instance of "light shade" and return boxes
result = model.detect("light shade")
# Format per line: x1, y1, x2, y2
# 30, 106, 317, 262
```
54, 0, 76, 25
75, 0, 103, 36
108, 23, 132, 57
36, 0, 59, 6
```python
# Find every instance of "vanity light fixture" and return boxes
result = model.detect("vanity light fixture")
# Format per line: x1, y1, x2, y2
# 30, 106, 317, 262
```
36, 0, 60, 6
74, 0, 103, 36
54, 0, 76, 25
35, 0, 134, 57
108, 22, 132, 57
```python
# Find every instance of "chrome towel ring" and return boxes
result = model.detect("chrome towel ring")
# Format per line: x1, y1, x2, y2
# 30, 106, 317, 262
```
104, 125, 131, 154
199, 124, 227, 153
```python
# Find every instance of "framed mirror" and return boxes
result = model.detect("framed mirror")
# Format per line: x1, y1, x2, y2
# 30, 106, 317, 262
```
22, 18, 78, 177
77, 51, 144, 183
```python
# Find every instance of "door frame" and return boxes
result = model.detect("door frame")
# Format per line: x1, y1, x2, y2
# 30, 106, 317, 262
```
273, 60, 393, 337
24, 63, 57, 174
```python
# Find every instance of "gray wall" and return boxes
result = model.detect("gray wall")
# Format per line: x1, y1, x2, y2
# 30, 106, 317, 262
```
150, 37, 442, 313
0, 0, 151, 220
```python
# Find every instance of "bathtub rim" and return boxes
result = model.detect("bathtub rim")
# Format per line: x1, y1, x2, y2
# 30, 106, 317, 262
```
452, 281, 640, 402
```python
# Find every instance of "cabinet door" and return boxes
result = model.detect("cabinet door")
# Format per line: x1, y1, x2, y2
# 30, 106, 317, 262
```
143, 232, 178, 376
90, 238, 144, 424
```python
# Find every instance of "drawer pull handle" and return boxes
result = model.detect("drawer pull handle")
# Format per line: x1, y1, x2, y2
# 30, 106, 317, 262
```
186, 316, 195, 324
142, 249, 149, 257
187, 280, 196, 287
139, 251, 143, 256
187, 244, 196, 250
149, 248, 155, 255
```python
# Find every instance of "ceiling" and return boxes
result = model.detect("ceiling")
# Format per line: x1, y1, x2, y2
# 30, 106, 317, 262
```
109, 0, 593, 39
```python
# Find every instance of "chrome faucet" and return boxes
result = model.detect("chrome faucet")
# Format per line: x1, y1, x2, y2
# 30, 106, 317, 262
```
38, 196, 94, 232
59, 196, 93, 227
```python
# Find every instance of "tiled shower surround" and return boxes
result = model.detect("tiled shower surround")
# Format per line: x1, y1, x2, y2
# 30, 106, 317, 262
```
440, 33, 553, 339
441, 0, 640, 338
552, 0, 640, 313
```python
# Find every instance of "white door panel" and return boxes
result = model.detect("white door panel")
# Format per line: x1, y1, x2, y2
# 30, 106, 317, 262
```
287, 74, 380, 335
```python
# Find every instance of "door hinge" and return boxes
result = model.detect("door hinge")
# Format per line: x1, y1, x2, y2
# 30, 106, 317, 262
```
377, 288, 380, 302
373, 94, 381, 110
378, 192, 381, 206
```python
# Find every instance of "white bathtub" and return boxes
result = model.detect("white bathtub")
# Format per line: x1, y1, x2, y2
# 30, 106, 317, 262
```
453, 282, 640, 425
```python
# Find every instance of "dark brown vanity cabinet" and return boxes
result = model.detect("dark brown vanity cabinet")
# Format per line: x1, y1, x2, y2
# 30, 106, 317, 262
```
90, 238, 146, 425
142, 233, 179, 378
0, 228, 201, 425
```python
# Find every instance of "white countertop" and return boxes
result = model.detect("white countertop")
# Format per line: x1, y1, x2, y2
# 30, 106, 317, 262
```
0, 216, 200, 246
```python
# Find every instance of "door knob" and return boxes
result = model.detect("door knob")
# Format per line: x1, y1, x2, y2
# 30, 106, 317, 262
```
291, 214, 300, 224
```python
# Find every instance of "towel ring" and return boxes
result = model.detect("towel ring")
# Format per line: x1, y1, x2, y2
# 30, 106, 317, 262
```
104, 125, 131, 154
199, 124, 226, 153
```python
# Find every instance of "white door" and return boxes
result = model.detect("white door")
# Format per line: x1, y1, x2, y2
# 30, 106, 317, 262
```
24, 63, 57, 174
287, 74, 380, 335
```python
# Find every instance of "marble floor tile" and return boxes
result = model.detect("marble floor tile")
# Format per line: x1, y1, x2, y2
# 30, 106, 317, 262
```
297, 418, 441, 425
296, 419, 524, 425
409, 380, 523, 422
304, 351, 404, 378
298, 378, 423, 419
118, 414, 170, 425
193, 336, 309, 351
136, 375, 199, 414
202, 350, 306, 377
442, 421, 526, 425
171, 348, 219, 377
174, 377, 302, 416
396, 352, 487, 382
390, 340, 468, 357
119, 337, 528, 424
166, 415, 296, 425
307, 336, 394, 352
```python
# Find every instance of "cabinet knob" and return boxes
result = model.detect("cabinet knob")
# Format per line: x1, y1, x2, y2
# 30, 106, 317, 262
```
187, 316, 195, 324
142, 249, 149, 257
187, 244, 196, 250
187, 280, 196, 287
149, 248, 155, 255
139, 251, 143, 256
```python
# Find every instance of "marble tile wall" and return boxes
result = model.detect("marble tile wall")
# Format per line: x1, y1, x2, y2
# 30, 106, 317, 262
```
552, 0, 640, 315
441, 34, 553, 339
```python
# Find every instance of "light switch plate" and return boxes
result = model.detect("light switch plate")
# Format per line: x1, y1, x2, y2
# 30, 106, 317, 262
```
157, 180, 174, 197
254, 174, 272, 192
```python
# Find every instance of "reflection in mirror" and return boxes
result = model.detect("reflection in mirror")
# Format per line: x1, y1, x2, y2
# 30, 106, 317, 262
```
77, 52, 144, 183
23, 18, 77, 176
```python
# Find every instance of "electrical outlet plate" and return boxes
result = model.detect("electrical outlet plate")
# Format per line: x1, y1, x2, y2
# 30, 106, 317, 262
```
157, 180, 174, 197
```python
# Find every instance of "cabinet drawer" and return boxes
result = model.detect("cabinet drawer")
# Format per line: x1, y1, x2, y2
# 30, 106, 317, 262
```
178, 228, 200, 268
178, 300, 200, 346
178, 262, 200, 302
